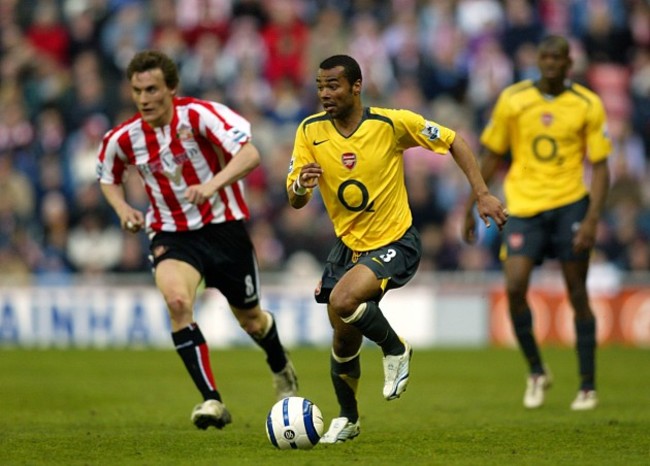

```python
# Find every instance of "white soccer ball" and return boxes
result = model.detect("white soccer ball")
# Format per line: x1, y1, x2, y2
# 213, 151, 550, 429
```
265, 396, 324, 449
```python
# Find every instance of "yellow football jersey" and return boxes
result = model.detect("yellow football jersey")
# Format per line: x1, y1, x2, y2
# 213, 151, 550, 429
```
287, 107, 456, 251
481, 80, 611, 217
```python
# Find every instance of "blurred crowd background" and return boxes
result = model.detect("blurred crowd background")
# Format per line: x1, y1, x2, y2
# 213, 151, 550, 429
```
0, 0, 649, 285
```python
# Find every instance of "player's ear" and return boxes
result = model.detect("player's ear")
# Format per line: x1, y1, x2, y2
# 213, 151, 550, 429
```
352, 80, 362, 96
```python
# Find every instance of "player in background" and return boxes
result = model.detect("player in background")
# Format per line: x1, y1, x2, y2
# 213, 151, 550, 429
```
287, 54, 508, 443
463, 35, 611, 411
96, 50, 298, 430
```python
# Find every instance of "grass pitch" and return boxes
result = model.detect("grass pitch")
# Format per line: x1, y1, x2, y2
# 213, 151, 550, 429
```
0, 346, 648, 465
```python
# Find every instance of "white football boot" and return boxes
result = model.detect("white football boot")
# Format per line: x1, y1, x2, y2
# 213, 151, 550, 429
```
191, 399, 232, 429
320, 417, 360, 444
382, 339, 412, 400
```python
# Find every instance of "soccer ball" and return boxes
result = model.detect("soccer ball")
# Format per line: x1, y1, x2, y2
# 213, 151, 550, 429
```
265, 396, 324, 449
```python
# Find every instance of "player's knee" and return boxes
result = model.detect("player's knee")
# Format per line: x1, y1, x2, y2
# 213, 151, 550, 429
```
328, 290, 358, 319
236, 307, 267, 338
567, 285, 588, 306
506, 282, 527, 302
163, 292, 194, 322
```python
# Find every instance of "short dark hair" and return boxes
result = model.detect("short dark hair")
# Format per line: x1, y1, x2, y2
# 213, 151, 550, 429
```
539, 35, 570, 57
126, 50, 179, 90
319, 55, 362, 85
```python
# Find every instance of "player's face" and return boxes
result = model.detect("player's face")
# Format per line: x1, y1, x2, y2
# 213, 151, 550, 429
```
316, 66, 359, 120
537, 45, 571, 83
130, 68, 176, 127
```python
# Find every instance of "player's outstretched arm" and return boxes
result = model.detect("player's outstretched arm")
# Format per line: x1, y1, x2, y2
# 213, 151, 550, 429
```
462, 150, 503, 243
449, 135, 508, 236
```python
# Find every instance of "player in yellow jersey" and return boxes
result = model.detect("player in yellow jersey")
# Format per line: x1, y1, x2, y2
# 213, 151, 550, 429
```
463, 35, 611, 411
287, 54, 508, 443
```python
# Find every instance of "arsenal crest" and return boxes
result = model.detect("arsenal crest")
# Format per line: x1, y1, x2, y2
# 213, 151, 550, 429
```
342, 152, 357, 170
541, 112, 553, 127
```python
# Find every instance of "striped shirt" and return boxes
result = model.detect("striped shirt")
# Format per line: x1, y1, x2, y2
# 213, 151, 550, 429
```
97, 97, 251, 232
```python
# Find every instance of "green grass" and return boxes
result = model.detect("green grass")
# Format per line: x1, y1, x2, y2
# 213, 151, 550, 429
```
0, 346, 648, 465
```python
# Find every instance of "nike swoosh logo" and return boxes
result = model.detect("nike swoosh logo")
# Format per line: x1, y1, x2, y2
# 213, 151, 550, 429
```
313, 139, 329, 146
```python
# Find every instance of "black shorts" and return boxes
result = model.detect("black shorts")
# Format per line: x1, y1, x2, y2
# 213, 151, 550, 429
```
315, 225, 422, 304
502, 196, 590, 264
149, 221, 260, 309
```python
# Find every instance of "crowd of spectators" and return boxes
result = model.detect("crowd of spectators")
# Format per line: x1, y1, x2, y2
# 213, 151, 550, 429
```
0, 0, 649, 285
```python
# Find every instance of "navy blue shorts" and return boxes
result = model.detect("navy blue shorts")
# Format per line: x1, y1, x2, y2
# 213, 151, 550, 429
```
315, 225, 422, 304
149, 221, 260, 309
502, 196, 590, 264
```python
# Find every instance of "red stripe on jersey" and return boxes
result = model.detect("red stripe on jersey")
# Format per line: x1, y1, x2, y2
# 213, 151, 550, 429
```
169, 115, 214, 226
191, 129, 227, 223
229, 171, 250, 220
116, 130, 134, 162
99, 128, 129, 183
143, 124, 188, 230
205, 125, 250, 221
190, 101, 250, 220
97, 115, 142, 183
185, 97, 236, 125
185, 100, 248, 226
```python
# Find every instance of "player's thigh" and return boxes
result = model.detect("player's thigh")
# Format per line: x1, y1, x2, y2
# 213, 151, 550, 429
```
501, 214, 547, 263
359, 226, 422, 293
202, 222, 262, 309
330, 263, 384, 311
150, 230, 205, 299
154, 259, 201, 295
553, 196, 590, 261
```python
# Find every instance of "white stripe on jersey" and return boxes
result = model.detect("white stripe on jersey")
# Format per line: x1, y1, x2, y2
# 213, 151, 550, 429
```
97, 97, 251, 232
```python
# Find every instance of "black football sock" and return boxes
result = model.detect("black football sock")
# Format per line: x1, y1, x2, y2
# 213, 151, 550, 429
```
331, 350, 361, 423
511, 308, 544, 374
575, 318, 596, 391
252, 312, 288, 373
343, 301, 404, 356
172, 323, 221, 401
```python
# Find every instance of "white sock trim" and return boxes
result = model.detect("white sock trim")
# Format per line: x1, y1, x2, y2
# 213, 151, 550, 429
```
260, 310, 273, 338
331, 347, 361, 363
341, 302, 367, 324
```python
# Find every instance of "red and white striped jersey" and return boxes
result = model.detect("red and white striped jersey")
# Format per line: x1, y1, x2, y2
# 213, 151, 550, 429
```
97, 96, 252, 232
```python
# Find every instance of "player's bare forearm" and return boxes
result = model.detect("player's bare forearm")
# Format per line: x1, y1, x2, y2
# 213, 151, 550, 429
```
585, 160, 610, 224
450, 136, 490, 198
287, 162, 322, 209
287, 184, 312, 208
462, 149, 503, 243
99, 182, 144, 231
450, 137, 508, 233
100, 182, 129, 215
464, 151, 502, 208
186, 142, 260, 205
573, 160, 610, 251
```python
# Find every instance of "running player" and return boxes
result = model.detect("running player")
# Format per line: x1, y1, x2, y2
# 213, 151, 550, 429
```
287, 54, 508, 443
97, 50, 298, 430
